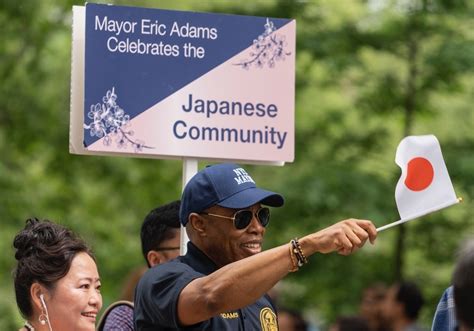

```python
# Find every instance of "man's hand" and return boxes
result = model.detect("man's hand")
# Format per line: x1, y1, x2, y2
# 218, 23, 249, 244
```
310, 219, 377, 255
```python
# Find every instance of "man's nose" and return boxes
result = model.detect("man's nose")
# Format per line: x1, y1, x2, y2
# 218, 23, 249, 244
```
246, 213, 265, 234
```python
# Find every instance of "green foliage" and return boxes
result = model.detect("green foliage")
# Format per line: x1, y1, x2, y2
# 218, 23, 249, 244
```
1, 0, 473, 329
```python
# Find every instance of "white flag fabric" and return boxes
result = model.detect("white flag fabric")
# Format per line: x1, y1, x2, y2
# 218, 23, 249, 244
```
395, 135, 458, 221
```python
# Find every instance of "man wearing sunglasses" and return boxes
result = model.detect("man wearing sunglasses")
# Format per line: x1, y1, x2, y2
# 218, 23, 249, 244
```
134, 163, 378, 330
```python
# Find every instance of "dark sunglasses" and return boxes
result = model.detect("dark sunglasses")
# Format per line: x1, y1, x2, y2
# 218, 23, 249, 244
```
200, 207, 270, 230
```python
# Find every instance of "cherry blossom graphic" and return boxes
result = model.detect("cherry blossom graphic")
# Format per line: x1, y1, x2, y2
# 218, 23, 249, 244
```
84, 87, 153, 152
235, 18, 291, 70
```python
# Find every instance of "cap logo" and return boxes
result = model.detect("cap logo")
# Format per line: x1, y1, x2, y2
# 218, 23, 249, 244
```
233, 168, 255, 185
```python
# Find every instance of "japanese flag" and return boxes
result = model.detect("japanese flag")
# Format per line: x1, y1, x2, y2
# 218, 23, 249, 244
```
395, 135, 458, 221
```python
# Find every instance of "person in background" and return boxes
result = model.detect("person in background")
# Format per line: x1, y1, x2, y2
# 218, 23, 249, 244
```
118, 266, 148, 302
329, 316, 370, 331
98, 200, 181, 331
431, 286, 456, 331
450, 239, 474, 331
13, 218, 102, 331
382, 281, 425, 331
359, 283, 390, 331
139, 200, 182, 268
134, 163, 378, 330
277, 307, 308, 331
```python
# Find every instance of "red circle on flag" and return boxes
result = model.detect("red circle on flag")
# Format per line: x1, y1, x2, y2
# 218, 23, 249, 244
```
405, 157, 434, 191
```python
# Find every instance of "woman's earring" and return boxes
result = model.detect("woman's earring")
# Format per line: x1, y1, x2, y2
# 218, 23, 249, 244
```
39, 294, 49, 325
39, 312, 48, 325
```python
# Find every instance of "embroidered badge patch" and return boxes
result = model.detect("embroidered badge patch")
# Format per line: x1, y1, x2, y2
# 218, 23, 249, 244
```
260, 307, 278, 331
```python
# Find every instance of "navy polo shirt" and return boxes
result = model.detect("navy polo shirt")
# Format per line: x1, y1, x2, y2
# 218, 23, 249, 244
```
134, 242, 278, 331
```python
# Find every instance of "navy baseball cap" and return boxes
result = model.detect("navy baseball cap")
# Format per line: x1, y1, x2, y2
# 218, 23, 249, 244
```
180, 163, 284, 225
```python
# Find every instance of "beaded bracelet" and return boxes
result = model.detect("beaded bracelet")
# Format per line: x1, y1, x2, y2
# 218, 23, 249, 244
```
290, 238, 308, 267
293, 238, 308, 263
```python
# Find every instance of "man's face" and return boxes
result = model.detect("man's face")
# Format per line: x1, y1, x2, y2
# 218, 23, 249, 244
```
278, 311, 296, 331
382, 285, 401, 322
158, 229, 181, 262
200, 203, 266, 267
148, 228, 181, 267
359, 287, 388, 329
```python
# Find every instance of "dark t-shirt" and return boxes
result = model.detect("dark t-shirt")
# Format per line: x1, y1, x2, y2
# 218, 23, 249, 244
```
134, 242, 278, 330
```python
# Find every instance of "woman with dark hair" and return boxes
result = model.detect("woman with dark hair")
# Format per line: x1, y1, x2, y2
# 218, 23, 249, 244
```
13, 218, 102, 331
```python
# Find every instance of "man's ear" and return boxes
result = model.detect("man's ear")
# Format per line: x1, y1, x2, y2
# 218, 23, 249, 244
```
189, 213, 207, 237
30, 282, 48, 312
147, 250, 162, 267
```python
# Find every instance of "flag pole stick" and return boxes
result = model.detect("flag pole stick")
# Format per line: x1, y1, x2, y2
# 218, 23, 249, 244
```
376, 219, 408, 232
377, 197, 463, 232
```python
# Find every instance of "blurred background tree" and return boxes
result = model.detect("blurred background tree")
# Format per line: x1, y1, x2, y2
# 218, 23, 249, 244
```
1, 0, 473, 329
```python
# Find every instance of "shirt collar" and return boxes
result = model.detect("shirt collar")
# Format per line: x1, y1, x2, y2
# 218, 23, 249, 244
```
182, 241, 219, 275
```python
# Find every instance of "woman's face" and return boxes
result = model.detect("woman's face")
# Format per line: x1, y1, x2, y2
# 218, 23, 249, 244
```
45, 252, 102, 331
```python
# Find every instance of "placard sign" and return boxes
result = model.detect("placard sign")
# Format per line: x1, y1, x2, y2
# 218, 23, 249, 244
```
70, 3, 295, 163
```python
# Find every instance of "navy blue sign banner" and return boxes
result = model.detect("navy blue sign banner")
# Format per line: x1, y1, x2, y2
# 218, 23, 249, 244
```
70, 3, 295, 163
